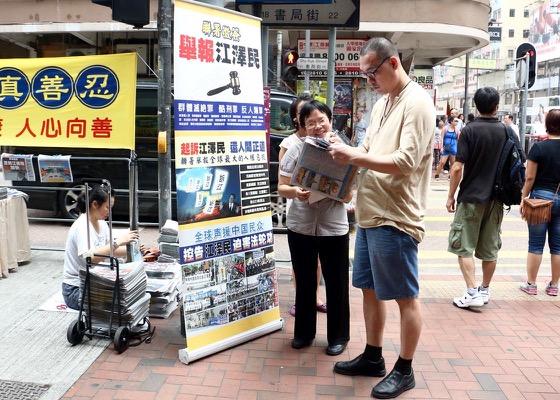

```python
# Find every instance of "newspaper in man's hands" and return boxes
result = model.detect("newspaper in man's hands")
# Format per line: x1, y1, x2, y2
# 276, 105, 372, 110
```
290, 136, 358, 203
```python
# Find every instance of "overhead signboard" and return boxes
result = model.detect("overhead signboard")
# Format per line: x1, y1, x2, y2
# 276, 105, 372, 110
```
529, 0, 559, 63
237, 0, 359, 29
297, 38, 365, 76
462, 58, 497, 69
488, 26, 502, 42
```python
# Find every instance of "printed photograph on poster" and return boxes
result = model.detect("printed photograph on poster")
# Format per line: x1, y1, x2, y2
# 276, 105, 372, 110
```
37, 155, 73, 183
181, 247, 277, 332
176, 165, 242, 224
1, 153, 35, 181
333, 82, 353, 114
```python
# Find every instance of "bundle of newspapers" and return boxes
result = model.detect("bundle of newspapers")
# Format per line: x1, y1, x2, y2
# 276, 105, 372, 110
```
80, 260, 150, 329
144, 260, 182, 318
158, 219, 179, 260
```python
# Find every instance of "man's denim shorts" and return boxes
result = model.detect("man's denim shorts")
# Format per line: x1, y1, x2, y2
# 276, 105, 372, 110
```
352, 225, 419, 300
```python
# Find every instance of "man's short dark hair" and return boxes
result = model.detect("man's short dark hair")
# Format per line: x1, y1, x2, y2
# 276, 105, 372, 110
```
360, 37, 398, 60
473, 87, 500, 115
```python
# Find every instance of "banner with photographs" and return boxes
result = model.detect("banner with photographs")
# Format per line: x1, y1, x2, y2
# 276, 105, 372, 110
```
174, 0, 281, 365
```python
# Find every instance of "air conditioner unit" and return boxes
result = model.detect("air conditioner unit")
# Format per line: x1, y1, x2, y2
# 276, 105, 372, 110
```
116, 44, 148, 75
65, 48, 96, 57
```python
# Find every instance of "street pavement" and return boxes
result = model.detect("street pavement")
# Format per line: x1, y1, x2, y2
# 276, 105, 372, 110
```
1, 175, 560, 399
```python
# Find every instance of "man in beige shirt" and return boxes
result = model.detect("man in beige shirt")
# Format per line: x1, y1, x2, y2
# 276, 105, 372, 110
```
329, 37, 435, 399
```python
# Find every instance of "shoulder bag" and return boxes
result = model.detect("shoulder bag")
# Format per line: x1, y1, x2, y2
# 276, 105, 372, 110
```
521, 183, 560, 225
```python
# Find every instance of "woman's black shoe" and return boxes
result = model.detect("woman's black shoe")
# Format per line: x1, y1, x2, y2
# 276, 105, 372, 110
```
333, 353, 386, 377
326, 343, 347, 356
291, 338, 313, 349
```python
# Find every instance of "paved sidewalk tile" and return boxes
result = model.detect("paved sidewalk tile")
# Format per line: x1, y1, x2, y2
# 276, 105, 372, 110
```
61, 273, 560, 399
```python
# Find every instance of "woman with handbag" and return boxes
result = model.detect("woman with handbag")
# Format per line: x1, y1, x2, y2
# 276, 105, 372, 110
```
434, 117, 460, 180
519, 109, 560, 296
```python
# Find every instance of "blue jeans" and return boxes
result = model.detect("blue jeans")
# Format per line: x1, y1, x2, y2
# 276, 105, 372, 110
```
62, 282, 80, 310
352, 226, 419, 300
528, 189, 560, 255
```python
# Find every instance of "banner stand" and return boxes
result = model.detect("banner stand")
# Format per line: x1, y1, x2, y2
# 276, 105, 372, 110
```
178, 318, 283, 364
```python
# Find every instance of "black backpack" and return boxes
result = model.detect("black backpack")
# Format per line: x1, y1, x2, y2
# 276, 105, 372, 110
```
493, 125, 526, 207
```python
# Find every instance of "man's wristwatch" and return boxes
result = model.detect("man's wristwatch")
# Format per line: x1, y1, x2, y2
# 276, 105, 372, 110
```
112, 239, 119, 250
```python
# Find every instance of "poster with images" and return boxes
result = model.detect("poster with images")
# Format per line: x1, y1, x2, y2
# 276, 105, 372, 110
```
37, 155, 73, 183
174, 0, 281, 365
1, 153, 35, 181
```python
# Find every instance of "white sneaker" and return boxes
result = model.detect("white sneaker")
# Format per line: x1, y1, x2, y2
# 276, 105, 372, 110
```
453, 290, 485, 308
477, 286, 490, 304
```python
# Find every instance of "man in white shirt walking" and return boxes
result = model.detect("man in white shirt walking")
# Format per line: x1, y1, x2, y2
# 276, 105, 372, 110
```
504, 113, 520, 139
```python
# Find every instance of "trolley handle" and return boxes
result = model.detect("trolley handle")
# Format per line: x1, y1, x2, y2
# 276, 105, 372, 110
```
82, 178, 106, 185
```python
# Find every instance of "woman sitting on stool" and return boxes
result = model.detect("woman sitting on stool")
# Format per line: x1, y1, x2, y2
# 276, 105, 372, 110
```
62, 184, 138, 310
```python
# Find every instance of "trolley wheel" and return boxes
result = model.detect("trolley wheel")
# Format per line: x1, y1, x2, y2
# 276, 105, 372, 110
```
114, 326, 130, 353
67, 319, 86, 346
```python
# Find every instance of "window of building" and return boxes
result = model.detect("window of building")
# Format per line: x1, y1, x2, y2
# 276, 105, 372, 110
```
508, 49, 514, 58
524, 9, 529, 18
523, 29, 530, 38
505, 92, 513, 105
509, 9, 515, 18
509, 29, 515, 38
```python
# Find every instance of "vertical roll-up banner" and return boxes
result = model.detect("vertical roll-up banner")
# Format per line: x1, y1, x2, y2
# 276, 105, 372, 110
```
174, 0, 282, 364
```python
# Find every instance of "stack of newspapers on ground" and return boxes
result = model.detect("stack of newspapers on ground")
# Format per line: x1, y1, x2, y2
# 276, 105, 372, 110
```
80, 260, 151, 329
144, 260, 183, 318
158, 219, 179, 260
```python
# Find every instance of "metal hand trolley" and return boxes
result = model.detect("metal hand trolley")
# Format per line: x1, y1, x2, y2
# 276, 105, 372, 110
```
66, 178, 154, 353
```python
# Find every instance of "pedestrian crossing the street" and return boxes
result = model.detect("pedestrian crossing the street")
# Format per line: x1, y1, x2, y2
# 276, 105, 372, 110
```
419, 186, 547, 276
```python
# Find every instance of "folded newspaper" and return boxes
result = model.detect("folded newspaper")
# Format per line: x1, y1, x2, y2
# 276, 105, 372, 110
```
290, 136, 358, 203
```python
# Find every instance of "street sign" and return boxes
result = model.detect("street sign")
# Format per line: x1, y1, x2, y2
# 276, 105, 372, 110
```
237, 0, 359, 29
297, 57, 329, 70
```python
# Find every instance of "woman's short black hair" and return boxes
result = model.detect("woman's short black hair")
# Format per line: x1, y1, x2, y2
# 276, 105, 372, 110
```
298, 100, 333, 129
289, 92, 313, 129
76, 184, 113, 214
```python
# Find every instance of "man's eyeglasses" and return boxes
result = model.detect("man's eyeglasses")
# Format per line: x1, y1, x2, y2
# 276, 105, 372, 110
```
361, 56, 390, 79
305, 117, 329, 129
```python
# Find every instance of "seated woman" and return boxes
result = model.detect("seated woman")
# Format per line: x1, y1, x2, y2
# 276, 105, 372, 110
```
62, 184, 138, 310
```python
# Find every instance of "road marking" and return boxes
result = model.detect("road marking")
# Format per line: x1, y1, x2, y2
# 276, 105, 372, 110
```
425, 215, 521, 222
426, 230, 527, 237
418, 250, 542, 259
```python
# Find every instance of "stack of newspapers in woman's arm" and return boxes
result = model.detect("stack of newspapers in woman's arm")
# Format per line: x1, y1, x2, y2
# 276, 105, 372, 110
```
158, 219, 179, 260
80, 260, 151, 329
144, 260, 183, 318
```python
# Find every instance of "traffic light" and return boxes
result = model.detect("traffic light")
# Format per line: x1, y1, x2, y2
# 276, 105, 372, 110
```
282, 50, 299, 81
91, 0, 150, 29
515, 42, 537, 89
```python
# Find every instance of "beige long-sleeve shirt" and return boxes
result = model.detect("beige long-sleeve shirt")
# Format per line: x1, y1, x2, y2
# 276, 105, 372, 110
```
356, 81, 435, 243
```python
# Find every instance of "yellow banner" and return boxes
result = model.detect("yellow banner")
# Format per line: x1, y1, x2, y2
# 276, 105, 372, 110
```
0, 53, 136, 150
